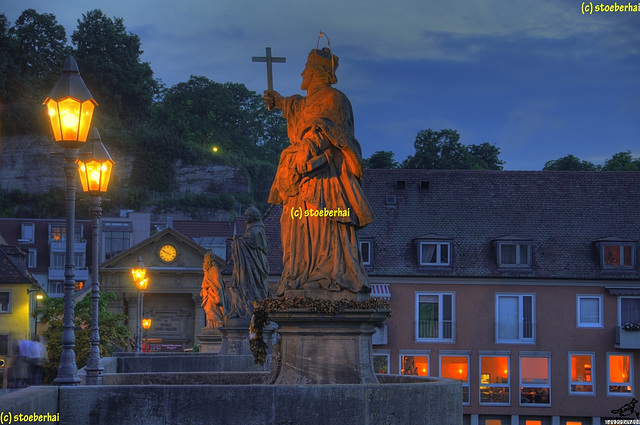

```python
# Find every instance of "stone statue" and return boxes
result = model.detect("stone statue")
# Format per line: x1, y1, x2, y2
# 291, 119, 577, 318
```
264, 47, 374, 297
201, 250, 228, 329
226, 206, 270, 319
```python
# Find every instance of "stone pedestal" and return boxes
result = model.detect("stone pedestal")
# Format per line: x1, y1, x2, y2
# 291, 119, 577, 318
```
197, 328, 222, 354
219, 318, 275, 356
268, 307, 391, 384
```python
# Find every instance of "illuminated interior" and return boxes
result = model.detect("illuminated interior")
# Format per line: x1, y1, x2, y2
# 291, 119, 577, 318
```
570, 354, 593, 393
441, 356, 468, 382
481, 356, 509, 383
401, 355, 428, 376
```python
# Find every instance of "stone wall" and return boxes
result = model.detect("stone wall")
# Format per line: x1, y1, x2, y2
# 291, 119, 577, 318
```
0, 135, 247, 196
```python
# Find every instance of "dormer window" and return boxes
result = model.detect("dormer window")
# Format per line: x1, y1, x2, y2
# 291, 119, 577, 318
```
359, 239, 373, 266
496, 240, 532, 269
603, 244, 634, 269
596, 240, 636, 271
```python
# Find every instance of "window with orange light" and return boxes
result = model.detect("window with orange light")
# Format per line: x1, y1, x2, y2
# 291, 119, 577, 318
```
441, 355, 469, 404
50, 225, 66, 243
565, 422, 584, 425
400, 353, 429, 376
520, 355, 550, 406
569, 352, 594, 395
607, 353, 633, 395
480, 354, 510, 405
524, 421, 542, 425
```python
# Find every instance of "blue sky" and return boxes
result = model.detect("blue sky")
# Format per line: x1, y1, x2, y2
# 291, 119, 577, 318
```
4, 0, 639, 170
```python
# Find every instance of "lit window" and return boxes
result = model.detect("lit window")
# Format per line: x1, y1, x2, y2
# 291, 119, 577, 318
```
577, 295, 603, 327
419, 241, 450, 266
486, 421, 502, 425
373, 353, 389, 374
0, 292, 10, 313
416, 292, 454, 341
525, 421, 542, 425
497, 241, 532, 268
400, 352, 429, 376
440, 354, 470, 404
520, 355, 550, 406
21, 223, 35, 243
599, 242, 635, 270
50, 225, 66, 243
496, 294, 535, 343
360, 239, 372, 266
607, 353, 633, 395
480, 354, 510, 405
569, 352, 594, 395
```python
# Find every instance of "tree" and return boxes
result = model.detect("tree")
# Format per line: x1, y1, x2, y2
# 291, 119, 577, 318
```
365, 150, 399, 169
401, 129, 504, 170
0, 10, 69, 136
71, 9, 159, 129
36, 291, 129, 384
543, 154, 599, 171
602, 151, 640, 171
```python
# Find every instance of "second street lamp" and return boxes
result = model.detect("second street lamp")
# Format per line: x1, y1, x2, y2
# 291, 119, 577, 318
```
131, 257, 148, 353
44, 56, 98, 385
77, 127, 114, 385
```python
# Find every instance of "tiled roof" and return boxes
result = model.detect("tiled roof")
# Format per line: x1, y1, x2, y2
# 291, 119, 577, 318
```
263, 170, 640, 281
359, 169, 640, 280
0, 245, 38, 285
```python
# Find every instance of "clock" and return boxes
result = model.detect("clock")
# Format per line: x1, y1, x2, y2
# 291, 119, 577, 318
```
158, 244, 177, 263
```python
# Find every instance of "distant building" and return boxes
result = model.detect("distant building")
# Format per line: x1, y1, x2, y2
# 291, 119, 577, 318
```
0, 244, 43, 386
352, 169, 640, 425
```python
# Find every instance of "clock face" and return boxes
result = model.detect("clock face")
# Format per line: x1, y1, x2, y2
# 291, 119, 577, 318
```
158, 244, 177, 263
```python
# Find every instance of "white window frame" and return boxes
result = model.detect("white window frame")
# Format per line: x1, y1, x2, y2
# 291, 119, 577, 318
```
606, 352, 634, 396
399, 350, 430, 376
497, 241, 532, 268
496, 293, 535, 343
568, 351, 595, 396
373, 350, 390, 374
618, 296, 640, 328
359, 239, 372, 266
577, 295, 603, 328
440, 351, 470, 405
415, 292, 455, 342
27, 249, 37, 269
419, 241, 451, 266
20, 222, 35, 243
519, 352, 551, 407
479, 353, 511, 406
601, 243, 636, 270
0, 291, 11, 313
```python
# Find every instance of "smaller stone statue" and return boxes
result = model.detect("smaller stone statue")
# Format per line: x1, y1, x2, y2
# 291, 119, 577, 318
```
226, 207, 270, 320
201, 250, 229, 329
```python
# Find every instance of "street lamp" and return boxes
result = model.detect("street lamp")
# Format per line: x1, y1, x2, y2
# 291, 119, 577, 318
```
141, 315, 152, 353
44, 55, 98, 385
77, 127, 114, 385
131, 257, 148, 353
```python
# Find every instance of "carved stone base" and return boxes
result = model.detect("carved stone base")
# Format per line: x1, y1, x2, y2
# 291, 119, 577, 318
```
268, 307, 391, 384
218, 318, 275, 356
197, 328, 222, 354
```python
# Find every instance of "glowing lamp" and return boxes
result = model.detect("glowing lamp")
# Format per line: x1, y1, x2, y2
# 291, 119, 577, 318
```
142, 317, 152, 331
43, 56, 98, 149
138, 278, 149, 291
77, 128, 114, 194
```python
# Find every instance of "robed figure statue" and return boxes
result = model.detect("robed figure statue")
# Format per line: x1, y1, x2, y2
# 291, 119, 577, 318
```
226, 207, 270, 319
201, 250, 229, 329
264, 47, 374, 297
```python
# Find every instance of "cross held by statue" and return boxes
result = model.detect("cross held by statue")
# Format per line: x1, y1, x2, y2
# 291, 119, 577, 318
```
252, 47, 286, 91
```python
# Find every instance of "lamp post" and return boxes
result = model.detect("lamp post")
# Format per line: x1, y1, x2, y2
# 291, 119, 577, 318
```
44, 55, 98, 385
131, 257, 148, 353
141, 315, 152, 353
77, 127, 114, 385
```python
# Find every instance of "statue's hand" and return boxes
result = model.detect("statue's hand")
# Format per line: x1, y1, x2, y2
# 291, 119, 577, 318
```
263, 90, 282, 110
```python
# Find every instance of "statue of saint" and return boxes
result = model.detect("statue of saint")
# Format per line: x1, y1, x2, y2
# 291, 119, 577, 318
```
264, 47, 374, 297
227, 207, 270, 319
200, 250, 228, 329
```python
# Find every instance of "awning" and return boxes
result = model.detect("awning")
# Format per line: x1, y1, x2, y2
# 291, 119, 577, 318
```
606, 287, 640, 296
371, 283, 390, 299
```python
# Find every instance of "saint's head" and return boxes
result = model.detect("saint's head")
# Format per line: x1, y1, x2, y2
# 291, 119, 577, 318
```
302, 47, 339, 90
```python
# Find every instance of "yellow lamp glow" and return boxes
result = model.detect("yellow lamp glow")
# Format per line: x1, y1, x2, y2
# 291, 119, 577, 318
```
43, 56, 98, 149
77, 128, 114, 194
142, 317, 152, 331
